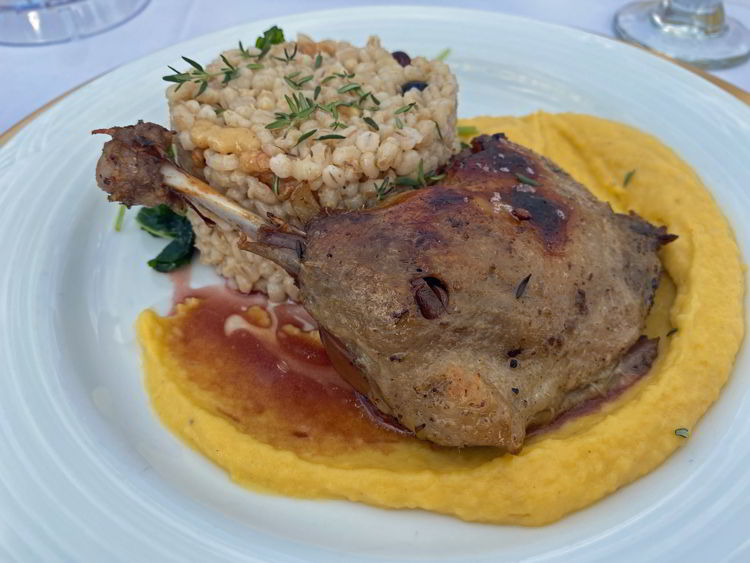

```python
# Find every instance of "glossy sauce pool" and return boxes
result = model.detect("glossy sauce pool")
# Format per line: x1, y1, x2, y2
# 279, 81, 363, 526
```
158, 268, 420, 463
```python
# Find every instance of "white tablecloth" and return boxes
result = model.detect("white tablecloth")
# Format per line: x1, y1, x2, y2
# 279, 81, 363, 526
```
4, 0, 750, 133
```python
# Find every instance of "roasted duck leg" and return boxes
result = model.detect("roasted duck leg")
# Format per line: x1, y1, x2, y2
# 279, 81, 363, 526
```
94, 122, 674, 452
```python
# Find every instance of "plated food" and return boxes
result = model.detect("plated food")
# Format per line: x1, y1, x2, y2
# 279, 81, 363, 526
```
92, 27, 743, 525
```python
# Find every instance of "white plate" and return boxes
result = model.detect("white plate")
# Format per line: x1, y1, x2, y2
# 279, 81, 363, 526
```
1, 6, 749, 562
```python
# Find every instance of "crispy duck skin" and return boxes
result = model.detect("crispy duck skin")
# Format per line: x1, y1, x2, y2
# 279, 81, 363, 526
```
94, 124, 675, 452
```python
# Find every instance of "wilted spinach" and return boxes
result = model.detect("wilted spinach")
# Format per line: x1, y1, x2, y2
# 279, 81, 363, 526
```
135, 205, 195, 272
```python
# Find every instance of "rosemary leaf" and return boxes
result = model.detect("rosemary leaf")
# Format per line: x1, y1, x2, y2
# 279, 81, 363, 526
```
314, 53, 323, 69
317, 134, 346, 140
623, 169, 636, 186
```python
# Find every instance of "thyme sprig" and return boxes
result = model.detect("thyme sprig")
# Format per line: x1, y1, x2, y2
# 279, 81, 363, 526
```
294, 129, 318, 147
265, 93, 316, 130
395, 160, 444, 188
284, 72, 314, 90
394, 102, 417, 115
375, 177, 393, 200
273, 43, 298, 63
162, 55, 239, 96
164, 25, 283, 92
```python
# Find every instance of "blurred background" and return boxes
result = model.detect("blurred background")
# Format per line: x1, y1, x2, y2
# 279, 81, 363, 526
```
3, 0, 750, 133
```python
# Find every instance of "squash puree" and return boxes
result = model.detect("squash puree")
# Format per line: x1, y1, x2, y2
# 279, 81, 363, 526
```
137, 112, 744, 525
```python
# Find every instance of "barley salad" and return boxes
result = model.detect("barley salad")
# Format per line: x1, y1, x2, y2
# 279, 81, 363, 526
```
162, 27, 458, 301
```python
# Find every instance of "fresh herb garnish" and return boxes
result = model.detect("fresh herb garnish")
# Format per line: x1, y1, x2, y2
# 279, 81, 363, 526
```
338, 83, 361, 94
434, 120, 443, 141
675, 427, 689, 438
395, 160, 443, 188
255, 25, 285, 59
294, 129, 317, 147
457, 125, 479, 136
214, 107, 225, 116
623, 169, 636, 186
114, 205, 126, 232
460, 141, 471, 149
273, 43, 298, 63
314, 53, 323, 69
435, 47, 451, 61
271, 174, 280, 195
320, 75, 337, 84
284, 73, 313, 90
313, 85, 321, 100
164, 26, 282, 92
166, 144, 176, 161
515, 173, 540, 186
363, 116, 379, 131
667, 327, 678, 337
394, 102, 417, 115
515, 274, 532, 299
394, 117, 404, 129
317, 134, 346, 140
162, 55, 238, 96
266, 93, 316, 130
375, 177, 393, 200
135, 205, 195, 273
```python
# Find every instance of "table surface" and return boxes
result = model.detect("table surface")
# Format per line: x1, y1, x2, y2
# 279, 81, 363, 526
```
4, 0, 750, 133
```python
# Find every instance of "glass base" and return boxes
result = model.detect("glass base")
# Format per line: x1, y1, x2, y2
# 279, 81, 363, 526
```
0, 0, 151, 46
614, 1, 750, 69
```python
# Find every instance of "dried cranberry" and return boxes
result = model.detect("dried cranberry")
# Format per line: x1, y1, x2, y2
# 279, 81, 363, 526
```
401, 81, 428, 93
391, 51, 411, 66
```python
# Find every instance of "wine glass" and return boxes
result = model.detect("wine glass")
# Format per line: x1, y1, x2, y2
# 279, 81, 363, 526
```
0, 0, 150, 46
614, 0, 750, 69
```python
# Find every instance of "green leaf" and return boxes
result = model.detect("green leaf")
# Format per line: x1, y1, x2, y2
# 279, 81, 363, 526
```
623, 169, 636, 186
395, 176, 420, 187
338, 83, 361, 94
313, 85, 321, 100
294, 129, 317, 147
314, 53, 323, 69
182, 56, 204, 71
674, 427, 689, 438
136, 205, 195, 272
363, 116, 379, 131
256, 25, 285, 49
196, 80, 208, 97
394, 102, 416, 115
317, 134, 346, 140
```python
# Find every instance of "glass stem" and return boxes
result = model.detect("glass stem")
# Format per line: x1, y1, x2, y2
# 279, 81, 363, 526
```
654, 0, 726, 35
